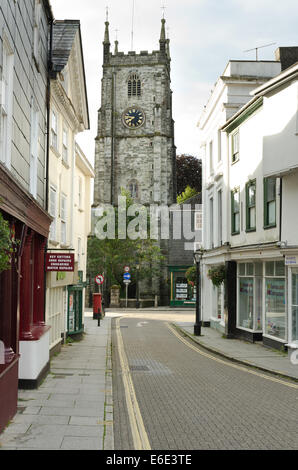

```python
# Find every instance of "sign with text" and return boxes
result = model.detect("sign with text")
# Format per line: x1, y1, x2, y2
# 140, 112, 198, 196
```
285, 255, 298, 266
46, 253, 75, 272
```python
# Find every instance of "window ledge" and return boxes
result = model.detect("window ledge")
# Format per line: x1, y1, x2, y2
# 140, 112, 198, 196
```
245, 227, 256, 233
48, 239, 59, 246
264, 224, 277, 230
50, 146, 60, 158
62, 159, 70, 169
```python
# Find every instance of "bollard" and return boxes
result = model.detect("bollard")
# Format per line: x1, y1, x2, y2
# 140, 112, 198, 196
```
97, 308, 101, 327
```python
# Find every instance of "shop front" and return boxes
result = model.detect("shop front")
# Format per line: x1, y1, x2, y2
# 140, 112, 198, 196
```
284, 255, 298, 355
169, 266, 196, 307
0, 164, 51, 430
235, 259, 287, 348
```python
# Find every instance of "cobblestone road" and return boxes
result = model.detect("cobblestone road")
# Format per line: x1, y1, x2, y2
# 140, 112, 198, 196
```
112, 315, 298, 450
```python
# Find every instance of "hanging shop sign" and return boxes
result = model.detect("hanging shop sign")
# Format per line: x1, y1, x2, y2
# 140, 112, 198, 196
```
46, 253, 75, 272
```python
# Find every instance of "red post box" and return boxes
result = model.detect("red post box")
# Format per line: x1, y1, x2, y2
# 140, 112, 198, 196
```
93, 293, 102, 320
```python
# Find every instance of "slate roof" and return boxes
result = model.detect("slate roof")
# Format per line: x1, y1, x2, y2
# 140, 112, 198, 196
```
51, 20, 80, 73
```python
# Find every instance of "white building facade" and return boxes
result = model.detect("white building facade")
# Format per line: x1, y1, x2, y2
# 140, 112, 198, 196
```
46, 20, 91, 352
199, 53, 298, 351
198, 59, 281, 337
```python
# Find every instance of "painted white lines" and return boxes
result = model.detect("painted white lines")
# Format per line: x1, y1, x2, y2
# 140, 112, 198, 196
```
166, 323, 298, 390
136, 321, 149, 328
115, 318, 151, 450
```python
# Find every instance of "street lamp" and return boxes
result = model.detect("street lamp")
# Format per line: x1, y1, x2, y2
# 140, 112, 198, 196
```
193, 248, 204, 336
136, 263, 140, 309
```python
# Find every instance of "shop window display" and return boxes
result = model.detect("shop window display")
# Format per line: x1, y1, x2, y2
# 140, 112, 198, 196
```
291, 269, 298, 342
265, 261, 286, 340
238, 262, 262, 331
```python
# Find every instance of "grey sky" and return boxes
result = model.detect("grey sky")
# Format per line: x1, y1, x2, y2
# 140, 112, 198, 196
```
50, 0, 298, 165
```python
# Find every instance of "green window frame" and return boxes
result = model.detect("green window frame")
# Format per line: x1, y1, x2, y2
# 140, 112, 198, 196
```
264, 177, 276, 229
231, 187, 240, 235
231, 130, 239, 163
246, 180, 256, 232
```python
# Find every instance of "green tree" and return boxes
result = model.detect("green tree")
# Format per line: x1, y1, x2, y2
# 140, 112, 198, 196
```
176, 154, 202, 196
177, 185, 198, 204
87, 190, 165, 302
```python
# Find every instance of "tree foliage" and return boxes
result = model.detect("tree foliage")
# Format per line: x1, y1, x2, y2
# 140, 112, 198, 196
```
177, 185, 198, 205
0, 211, 13, 273
176, 154, 202, 196
87, 190, 165, 300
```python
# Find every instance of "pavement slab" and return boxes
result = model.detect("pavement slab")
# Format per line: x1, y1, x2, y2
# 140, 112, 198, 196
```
0, 312, 114, 450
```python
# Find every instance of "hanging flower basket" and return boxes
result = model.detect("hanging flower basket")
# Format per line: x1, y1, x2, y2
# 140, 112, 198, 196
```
207, 265, 226, 287
185, 265, 196, 285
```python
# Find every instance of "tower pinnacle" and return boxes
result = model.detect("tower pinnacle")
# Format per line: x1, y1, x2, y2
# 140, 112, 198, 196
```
103, 20, 110, 64
159, 18, 166, 54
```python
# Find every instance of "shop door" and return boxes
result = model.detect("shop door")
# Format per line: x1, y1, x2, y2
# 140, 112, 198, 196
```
291, 268, 298, 342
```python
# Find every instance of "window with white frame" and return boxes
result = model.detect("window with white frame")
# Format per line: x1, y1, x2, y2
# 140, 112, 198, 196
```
29, 99, 39, 198
0, 37, 14, 168
217, 129, 222, 163
51, 110, 58, 151
78, 176, 83, 209
209, 140, 213, 175
60, 194, 67, 245
209, 197, 214, 248
49, 186, 57, 241
231, 130, 239, 163
231, 188, 240, 235
62, 128, 68, 163
217, 189, 222, 246
238, 262, 263, 331
33, 0, 42, 66
264, 260, 286, 340
195, 210, 203, 231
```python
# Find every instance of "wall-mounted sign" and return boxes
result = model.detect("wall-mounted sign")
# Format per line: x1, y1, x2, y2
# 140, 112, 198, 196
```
285, 255, 298, 266
46, 253, 75, 272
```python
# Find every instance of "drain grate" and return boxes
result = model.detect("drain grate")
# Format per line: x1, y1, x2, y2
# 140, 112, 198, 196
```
120, 325, 128, 328
129, 365, 150, 371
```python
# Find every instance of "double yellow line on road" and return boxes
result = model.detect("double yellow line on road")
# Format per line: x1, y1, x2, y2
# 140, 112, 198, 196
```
116, 318, 298, 451
115, 318, 151, 450
167, 323, 298, 390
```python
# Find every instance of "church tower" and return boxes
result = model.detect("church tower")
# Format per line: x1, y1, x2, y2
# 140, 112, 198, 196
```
94, 18, 176, 207
93, 17, 176, 305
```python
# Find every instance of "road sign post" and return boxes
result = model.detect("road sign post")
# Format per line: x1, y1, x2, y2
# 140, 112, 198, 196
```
123, 279, 131, 308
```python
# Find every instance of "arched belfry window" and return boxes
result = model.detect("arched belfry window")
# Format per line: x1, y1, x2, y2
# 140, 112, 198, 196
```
128, 73, 141, 97
128, 180, 139, 199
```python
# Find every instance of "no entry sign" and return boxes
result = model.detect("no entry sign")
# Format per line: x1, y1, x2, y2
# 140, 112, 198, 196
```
46, 253, 75, 272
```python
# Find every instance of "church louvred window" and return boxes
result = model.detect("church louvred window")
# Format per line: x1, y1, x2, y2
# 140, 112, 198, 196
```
128, 73, 141, 97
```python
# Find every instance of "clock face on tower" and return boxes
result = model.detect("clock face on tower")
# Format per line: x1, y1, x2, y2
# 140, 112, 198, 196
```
122, 107, 145, 129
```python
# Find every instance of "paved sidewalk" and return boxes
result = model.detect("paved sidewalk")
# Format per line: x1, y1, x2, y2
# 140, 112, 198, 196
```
174, 321, 298, 381
0, 312, 113, 450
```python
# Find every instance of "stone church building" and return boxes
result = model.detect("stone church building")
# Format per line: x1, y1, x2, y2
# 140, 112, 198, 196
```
93, 18, 178, 305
